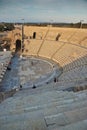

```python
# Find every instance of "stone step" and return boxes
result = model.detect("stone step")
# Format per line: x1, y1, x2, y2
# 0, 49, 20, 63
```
14, 89, 75, 101
12, 90, 87, 110
45, 106, 87, 128
44, 99, 87, 116
0, 112, 47, 130
0, 91, 87, 117
13, 82, 59, 97
50, 120, 87, 130
0, 91, 76, 108
0, 101, 87, 130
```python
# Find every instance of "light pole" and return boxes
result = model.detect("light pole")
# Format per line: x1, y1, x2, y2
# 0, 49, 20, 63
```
50, 19, 53, 27
80, 20, 84, 28
21, 19, 24, 54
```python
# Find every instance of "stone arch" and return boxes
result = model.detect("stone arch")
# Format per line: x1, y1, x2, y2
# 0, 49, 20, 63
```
15, 39, 21, 52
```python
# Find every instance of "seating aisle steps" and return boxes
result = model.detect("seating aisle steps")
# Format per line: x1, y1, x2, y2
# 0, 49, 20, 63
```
0, 51, 12, 83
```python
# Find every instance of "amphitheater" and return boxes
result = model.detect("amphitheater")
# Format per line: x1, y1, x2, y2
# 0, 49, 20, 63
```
0, 26, 87, 130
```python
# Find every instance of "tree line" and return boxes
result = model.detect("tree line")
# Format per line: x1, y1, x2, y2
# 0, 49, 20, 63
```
0, 23, 14, 32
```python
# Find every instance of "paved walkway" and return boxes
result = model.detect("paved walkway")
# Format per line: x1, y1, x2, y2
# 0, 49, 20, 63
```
0, 55, 20, 91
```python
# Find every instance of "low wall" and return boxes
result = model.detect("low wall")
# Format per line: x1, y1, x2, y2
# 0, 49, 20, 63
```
0, 89, 17, 103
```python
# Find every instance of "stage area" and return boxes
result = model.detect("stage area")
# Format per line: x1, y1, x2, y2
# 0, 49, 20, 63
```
0, 55, 58, 91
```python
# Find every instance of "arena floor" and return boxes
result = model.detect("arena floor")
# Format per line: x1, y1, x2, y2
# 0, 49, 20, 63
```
0, 55, 58, 91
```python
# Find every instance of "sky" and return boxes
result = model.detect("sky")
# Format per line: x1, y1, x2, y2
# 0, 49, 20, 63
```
0, 0, 87, 23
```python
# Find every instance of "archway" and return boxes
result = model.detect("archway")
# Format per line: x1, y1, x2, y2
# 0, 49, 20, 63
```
33, 32, 36, 39
15, 39, 21, 52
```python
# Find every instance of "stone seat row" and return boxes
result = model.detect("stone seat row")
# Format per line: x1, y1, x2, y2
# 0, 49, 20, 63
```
0, 88, 87, 129
0, 51, 12, 83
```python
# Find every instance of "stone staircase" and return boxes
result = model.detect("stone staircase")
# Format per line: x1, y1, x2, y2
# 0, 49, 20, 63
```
0, 86, 87, 130
0, 51, 12, 83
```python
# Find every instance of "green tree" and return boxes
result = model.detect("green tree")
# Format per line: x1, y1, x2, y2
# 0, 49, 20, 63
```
4, 23, 15, 31
0, 24, 4, 31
